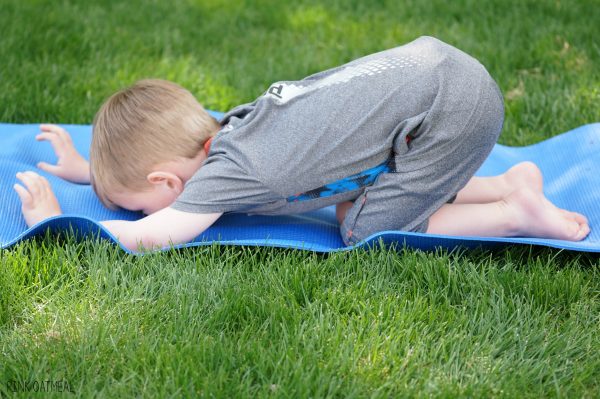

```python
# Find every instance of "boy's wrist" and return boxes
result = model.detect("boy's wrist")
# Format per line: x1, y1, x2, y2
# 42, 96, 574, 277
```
73, 160, 91, 184
82, 161, 91, 184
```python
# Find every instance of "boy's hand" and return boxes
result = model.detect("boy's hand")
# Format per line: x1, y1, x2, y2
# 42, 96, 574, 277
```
36, 124, 91, 184
13, 171, 62, 227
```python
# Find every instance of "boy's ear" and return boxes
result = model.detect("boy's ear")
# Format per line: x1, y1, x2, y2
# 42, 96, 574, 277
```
146, 171, 184, 193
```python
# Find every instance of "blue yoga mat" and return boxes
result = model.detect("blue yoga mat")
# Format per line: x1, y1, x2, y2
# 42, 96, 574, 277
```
1, 111, 599, 254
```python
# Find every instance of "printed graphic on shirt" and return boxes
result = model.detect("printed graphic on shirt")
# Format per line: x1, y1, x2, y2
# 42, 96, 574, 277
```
265, 54, 426, 104
287, 157, 395, 202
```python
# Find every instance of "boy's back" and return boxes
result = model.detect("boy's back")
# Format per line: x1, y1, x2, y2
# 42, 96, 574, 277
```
171, 36, 493, 218
17, 37, 589, 251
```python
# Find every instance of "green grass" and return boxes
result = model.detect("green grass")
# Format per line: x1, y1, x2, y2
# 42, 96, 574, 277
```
1, 0, 599, 397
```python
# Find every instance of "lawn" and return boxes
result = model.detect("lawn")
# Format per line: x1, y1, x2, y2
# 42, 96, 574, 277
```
1, 0, 599, 397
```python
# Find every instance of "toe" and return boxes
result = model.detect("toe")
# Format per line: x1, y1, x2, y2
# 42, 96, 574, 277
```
563, 210, 589, 226
572, 212, 589, 225
567, 220, 581, 240
575, 223, 590, 241
559, 209, 576, 221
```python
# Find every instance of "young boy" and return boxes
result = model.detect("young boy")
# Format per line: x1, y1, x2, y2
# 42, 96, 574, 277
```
14, 36, 590, 252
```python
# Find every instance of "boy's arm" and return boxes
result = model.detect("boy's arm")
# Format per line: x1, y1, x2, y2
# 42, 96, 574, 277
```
14, 170, 221, 252
100, 207, 223, 252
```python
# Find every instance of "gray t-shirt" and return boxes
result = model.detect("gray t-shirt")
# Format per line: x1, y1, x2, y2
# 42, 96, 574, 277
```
170, 36, 448, 216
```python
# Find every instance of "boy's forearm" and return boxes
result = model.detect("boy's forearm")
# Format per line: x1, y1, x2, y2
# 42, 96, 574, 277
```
99, 219, 159, 252
99, 208, 223, 252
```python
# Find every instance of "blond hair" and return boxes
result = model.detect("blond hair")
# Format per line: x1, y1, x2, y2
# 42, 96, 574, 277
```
90, 79, 220, 210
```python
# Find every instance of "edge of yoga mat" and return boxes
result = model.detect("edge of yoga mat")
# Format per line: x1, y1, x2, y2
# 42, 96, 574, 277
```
5, 212, 597, 255
2, 120, 599, 255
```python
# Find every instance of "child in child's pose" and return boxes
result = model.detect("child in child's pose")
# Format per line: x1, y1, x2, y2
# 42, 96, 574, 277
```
14, 36, 590, 251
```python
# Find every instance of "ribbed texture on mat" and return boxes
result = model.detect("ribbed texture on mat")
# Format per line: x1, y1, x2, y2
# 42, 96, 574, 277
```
1, 111, 598, 254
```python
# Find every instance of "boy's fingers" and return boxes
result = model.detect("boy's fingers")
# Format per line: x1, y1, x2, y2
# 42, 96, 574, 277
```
25, 171, 46, 184
22, 170, 41, 178
55, 127, 71, 144
39, 124, 56, 131
38, 174, 52, 191
13, 183, 33, 207
16, 172, 42, 197
37, 161, 62, 175
40, 124, 72, 144
31, 173, 53, 197
35, 132, 66, 155
35, 132, 62, 148
40, 124, 65, 134
38, 180, 49, 200
35, 132, 54, 141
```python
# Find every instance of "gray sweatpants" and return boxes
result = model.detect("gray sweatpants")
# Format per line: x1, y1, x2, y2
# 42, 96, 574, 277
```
339, 41, 505, 246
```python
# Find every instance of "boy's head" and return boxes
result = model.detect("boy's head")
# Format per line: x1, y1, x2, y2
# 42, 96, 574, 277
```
90, 79, 220, 212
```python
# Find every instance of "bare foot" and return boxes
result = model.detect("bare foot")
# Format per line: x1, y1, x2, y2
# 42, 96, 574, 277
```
503, 161, 544, 194
504, 162, 589, 227
559, 209, 589, 226
504, 186, 590, 241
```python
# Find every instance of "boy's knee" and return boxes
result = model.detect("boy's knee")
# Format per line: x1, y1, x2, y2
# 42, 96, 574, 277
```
478, 76, 505, 142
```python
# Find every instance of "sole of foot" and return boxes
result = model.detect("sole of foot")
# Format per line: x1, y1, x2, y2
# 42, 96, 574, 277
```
504, 186, 590, 241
